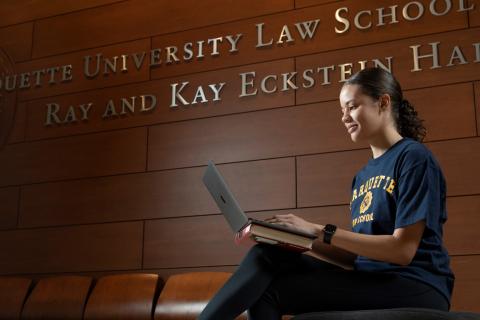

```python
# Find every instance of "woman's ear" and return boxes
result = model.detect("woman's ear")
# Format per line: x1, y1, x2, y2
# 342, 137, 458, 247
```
379, 94, 391, 111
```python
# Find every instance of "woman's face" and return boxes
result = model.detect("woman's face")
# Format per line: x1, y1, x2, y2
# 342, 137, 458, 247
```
339, 84, 388, 143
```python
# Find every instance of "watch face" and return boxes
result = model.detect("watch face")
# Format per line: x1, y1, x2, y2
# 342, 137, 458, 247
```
325, 224, 336, 233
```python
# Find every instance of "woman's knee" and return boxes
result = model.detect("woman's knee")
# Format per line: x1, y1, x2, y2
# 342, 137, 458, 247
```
246, 244, 300, 265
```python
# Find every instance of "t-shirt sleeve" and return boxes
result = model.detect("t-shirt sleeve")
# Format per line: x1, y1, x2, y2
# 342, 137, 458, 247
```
395, 160, 446, 230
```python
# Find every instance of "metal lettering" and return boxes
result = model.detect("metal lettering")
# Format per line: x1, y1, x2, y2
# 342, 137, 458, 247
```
150, 49, 162, 67
46, 67, 60, 84
165, 46, 180, 64
208, 37, 223, 56
140, 95, 157, 112
377, 5, 399, 26
45, 103, 61, 126
191, 86, 207, 104
358, 60, 368, 70
133, 52, 147, 69
239, 72, 258, 97
447, 46, 468, 66
294, 19, 320, 40
302, 69, 314, 89
335, 7, 350, 34
209, 83, 225, 101
261, 75, 278, 93
317, 65, 335, 85
402, 1, 425, 21
61, 65, 73, 82
19, 72, 30, 89
79, 103, 92, 120
120, 54, 128, 72
281, 72, 298, 91
225, 34, 243, 52
197, 40, 205, 58
170, 82, 190, 107
256, 23, 274, 48
339, 63, 353, 82
410, 42, 441, 71
474, 43, 480, 62
373, 57, 393, 72
121, 96, 136, 115
84, 54, 101, 78
277, 25, 294, 44
103, 100, 118, 118
458, 0, 475, 11
103, 56, 118, 74
430, 0, 452, 16
63, 106, 78, 123
3, 75, 16, 91
354, 10, 372, 30
32, 69, 45, 87
183, 43, 194, 60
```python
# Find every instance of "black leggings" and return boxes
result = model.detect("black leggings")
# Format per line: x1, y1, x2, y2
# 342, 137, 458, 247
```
198, 244, 449, 320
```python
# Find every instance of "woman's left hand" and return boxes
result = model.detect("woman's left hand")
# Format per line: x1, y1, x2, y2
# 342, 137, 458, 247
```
265, 214, 321, 235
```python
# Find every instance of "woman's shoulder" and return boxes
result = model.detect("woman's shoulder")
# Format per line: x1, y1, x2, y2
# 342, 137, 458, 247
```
396, 138, 441, 171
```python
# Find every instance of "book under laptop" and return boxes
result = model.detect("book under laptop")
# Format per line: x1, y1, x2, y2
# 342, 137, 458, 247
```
202, 160, 317, 252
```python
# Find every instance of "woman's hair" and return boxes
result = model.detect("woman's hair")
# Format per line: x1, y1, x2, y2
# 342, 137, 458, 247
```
344, 67, 426, 142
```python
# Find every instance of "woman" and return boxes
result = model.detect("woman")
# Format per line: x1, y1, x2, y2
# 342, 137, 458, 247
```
198, 67, 454, 320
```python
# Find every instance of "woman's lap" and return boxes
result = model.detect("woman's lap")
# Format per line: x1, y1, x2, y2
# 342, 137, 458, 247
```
199, 244, 448, 320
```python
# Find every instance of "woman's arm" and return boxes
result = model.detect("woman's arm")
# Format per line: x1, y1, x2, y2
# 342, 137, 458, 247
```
326, 220, 425, 266
266, 214, 425, 267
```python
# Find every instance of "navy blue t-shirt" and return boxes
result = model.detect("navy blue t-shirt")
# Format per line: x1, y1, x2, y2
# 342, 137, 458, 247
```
350, 138, 454, 304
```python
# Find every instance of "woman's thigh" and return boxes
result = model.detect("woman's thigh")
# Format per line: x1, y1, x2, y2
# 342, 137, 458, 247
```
263, 255, 448, 315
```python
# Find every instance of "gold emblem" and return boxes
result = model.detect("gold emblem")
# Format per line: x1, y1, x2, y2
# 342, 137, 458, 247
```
360, 191, 373, 214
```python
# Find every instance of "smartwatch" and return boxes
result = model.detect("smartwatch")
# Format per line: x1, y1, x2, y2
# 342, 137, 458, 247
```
323, 224, 337, 244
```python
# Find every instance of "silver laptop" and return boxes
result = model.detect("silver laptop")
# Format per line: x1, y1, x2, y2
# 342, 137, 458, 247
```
202, 160, 316, 238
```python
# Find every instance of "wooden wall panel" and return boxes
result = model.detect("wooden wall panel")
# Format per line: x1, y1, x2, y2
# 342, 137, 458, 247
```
295, 0, 342, 8
451, 255, 480, 312
147, 102, 358, 171
297, 149, 371, 207
0, 127, 146, 187
408, 83, 476, 141
470, 1, 480, 27
0, 221, 143, 274
7, 102, 26, 144
32, 0, 295, 58
0, 0, 125, 27
144, 206, 351, 269
151, 0, 468, 80
144, 215, 247, 269
445, 195, 480, 255
19, 158, 296, 227
299, 138, 480, 208
476, 81, 480, 135
297, 28, 480, 105
429, 137, 480, 196
0, 23, 32, 62
24, 59, 295, 140
148, 81, 472, 172
0, 187, 18, 230
17, 39, 150, 101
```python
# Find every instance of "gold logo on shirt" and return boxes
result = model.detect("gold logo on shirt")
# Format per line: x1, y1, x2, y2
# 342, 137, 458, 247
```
360, 191, 373, 214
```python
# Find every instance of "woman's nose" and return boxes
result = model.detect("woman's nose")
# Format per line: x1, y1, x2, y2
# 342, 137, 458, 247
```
341, 110, 351, 123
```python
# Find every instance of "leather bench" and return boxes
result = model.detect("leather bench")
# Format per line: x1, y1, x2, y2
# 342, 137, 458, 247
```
1, 272, 479, 319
